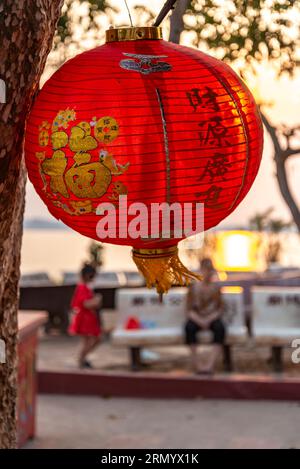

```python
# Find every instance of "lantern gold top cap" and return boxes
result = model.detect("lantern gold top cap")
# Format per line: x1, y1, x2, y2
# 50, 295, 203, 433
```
106, 26, 163, 43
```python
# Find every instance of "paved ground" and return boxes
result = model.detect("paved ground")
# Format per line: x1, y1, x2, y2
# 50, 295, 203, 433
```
25, 395, 300, 449
37, 332, 300, 376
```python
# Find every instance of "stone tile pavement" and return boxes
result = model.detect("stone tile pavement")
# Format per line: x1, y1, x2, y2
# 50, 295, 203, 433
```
25, 395, 300, 449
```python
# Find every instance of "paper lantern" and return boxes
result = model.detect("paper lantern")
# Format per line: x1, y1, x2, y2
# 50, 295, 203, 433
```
25, 26, 263, 293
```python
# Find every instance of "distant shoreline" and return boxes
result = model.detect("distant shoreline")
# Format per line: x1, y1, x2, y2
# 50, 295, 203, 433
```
24, 218, 69, 231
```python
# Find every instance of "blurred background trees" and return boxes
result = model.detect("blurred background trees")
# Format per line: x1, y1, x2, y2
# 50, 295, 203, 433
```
249, 208, 292, 265
88, 242, 104, 270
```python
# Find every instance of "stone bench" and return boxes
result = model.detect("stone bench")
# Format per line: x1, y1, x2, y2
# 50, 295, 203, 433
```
112, 286, 247, 371
252, 286, 300, 372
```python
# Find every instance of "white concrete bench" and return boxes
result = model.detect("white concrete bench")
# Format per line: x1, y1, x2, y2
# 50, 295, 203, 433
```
252, 286, 300, 371
112, 286, 247, 370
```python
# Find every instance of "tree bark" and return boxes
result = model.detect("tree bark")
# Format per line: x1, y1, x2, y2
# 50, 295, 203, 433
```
261, 113, 300, 232
0, 0, 63, 448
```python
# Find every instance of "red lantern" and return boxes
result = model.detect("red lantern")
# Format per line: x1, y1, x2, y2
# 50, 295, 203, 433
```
25, 26, 263, 293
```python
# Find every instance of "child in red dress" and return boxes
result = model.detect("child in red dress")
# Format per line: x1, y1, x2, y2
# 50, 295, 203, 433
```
69, 264, 102, 368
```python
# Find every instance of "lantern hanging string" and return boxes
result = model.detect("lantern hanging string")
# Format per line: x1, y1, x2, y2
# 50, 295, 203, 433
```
153, 0, 178, 26
123, 0, 134, 27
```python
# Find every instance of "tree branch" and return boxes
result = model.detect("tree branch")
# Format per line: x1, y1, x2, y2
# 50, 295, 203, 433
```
284, 147, 300, 158
261, 112, 300, 232
169, 0, 189, 44
260, 112, 282, 155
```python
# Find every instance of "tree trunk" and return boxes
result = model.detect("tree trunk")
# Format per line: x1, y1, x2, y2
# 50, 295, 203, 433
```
0, 0, 63, 448
169, 0, 189, 44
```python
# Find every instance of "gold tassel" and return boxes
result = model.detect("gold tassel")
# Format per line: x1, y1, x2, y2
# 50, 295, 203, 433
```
132, 246, 202, 294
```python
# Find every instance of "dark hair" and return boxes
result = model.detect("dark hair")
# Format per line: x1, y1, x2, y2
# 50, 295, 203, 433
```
200, 257, 215, 272
80, 263, 96, 280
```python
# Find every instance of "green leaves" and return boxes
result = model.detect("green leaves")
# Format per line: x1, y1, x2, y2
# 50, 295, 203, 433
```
186, 0, 300, 75
54, 0, 118, 49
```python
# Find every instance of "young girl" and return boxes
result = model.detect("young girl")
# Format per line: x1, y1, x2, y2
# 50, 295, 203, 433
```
69, 264, 102, 368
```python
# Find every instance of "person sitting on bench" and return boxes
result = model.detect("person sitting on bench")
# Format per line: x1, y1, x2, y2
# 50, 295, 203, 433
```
185, 258, 225, 374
